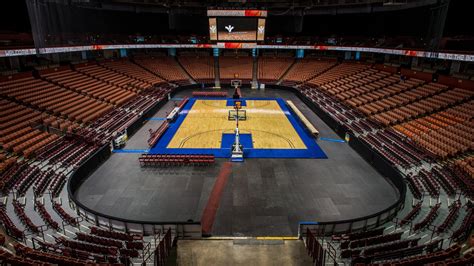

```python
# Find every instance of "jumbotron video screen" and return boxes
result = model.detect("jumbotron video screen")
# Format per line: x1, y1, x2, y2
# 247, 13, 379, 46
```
208, 9, 266, 42
217, 17, 257, 41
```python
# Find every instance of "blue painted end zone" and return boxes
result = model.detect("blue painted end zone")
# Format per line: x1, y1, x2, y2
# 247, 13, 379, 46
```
221, 133, 253, 149
149, 98, 327, 159
226, 99, 247, 106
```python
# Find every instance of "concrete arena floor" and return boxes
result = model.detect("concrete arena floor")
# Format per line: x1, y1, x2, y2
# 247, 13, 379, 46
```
74, 87, 399, 236
177, 239, 313, 266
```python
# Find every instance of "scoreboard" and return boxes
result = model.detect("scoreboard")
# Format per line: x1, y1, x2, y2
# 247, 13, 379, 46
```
208, 9, 267, 42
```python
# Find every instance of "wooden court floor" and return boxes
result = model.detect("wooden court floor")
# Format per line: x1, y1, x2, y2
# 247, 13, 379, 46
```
167, 99, 307, 149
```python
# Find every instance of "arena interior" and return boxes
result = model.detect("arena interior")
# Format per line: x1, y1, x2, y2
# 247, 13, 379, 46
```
0, 0, 473, 265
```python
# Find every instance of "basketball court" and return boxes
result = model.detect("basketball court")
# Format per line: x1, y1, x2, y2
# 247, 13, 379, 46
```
149, 97, 327, 158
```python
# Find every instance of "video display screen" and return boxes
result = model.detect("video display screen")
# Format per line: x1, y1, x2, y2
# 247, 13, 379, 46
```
209, 17, 265, 42
218, 17, 256, 41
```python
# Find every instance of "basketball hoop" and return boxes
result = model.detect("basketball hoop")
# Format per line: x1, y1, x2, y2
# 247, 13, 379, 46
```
231, 79, 242, 89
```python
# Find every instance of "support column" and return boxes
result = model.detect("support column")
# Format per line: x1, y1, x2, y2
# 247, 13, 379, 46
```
296, 49, 304, 59
344, 51, 352, 60
48, 53, 60, 64
251, 48, 258, 89
168, 48, 176, 57
103, 50, 113, 59
411, 57, 419, 69
120, 49, 127, 58
213, 48, 220, 89
450, 61, 461, 75
9, 56, 21, 70
355, 51, 361, 61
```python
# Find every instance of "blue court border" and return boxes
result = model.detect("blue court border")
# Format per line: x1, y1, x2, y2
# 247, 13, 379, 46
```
148, 97, 327, 159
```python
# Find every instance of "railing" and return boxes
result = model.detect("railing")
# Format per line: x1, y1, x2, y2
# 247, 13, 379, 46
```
142, 230, 161, 264
305, 228, 326, 266
155, 228, 174, 266
299, 195, 403, 237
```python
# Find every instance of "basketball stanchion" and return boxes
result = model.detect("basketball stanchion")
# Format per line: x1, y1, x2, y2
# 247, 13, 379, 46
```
230, 79, 244, 162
